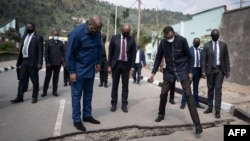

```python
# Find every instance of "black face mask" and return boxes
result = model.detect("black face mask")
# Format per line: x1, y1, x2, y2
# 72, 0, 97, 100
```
122, 32, 129, 37
211, 35, 219, 42
193, 43, 200, 48
26, 29, 34, 34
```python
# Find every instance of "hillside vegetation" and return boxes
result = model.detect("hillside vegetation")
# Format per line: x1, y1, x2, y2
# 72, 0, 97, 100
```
0, 0, 191, 40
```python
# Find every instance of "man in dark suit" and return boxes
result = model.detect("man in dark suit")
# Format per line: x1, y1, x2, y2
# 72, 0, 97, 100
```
41, 29, 65, 97
149, 26, 203, 134
180, 37, 204, 109
202, 29, 230, 118
10, 23, 43, 104
99, 32, 108, 88
133, 45, 146, 84
108, 23, 136, 113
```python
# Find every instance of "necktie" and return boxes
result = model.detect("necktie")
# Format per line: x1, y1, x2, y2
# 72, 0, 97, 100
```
121, 37, 125, 61
213, 42, 217, 68
23, 34, 31, 57
196, 49, 199, 67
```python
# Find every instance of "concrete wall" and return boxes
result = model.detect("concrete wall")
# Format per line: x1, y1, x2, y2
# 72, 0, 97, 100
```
220, 6, 250, 85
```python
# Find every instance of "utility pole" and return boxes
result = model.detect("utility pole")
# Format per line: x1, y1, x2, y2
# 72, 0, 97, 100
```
114, 4, 117, 35
137, 0, 141, 42
107, 15, 110, 41
240, 0, 243, 8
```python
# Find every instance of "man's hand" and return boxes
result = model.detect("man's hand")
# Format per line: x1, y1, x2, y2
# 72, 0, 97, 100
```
226, 72, 230, 79
107, 66, 112, 74
188, 73, 193, 81
95, 64, 100, 73
37, 64, 42, 70
202, 73, 206, 79
129, 69, 133, 78
70, 73, 77, 82
149, 74, 155, 83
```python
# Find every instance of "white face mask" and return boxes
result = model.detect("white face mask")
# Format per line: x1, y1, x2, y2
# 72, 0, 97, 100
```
167, 36, 175, 43
53, 36, 59, 41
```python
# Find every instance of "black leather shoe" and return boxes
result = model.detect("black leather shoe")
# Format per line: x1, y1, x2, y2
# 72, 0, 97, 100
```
74, 122, 86, 131
110, 105, 116, 112
169, 99, 175, 104
121, 106, 128, 113
41, 93, 47, 97
196, 104, 205, 109
10, 98, 23, 103
195, 123, 203, 134
64, 82, 67, 86
155, 115, 164, 122
104, 83, 108, 88
203, 108, 212, 114
31, 98, 38, 104
99, 83, 103, 87
215, 111, 220, 118
180, 104, 185, 109
52, 93, 59, 97
83, 116, 100, 124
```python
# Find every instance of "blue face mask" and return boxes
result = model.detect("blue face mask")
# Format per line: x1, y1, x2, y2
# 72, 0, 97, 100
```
53, 36, 59, 41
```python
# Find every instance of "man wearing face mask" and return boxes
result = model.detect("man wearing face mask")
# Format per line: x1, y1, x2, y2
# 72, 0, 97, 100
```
180, 37, 205, 109
108, 23, 136, 113
41, 29, 65, 97
202, 29, 230, 119
10, 23, 43, 104
149, 26, 203, 134
66, 15, 103, 131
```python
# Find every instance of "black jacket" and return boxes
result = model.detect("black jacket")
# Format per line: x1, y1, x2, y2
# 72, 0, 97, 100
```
44, 39, 65, 66
151, 35, 194, 82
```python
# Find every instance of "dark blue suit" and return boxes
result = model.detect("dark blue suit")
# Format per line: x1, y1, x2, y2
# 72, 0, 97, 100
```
133, 49, 146, 83
181, 46, 203, 106
67, 23, 102, 122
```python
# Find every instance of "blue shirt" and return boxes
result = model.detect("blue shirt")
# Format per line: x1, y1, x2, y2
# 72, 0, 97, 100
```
66, 23, 102, 78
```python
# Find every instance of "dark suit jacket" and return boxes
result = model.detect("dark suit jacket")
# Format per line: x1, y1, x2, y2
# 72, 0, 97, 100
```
152, 35, 193, 82
17, 32, 44, 67
108, 34, 136, 70
136, 49, 146, 66
45, 39, 65, 66
190, 46, 203, 68
202, 40, 230, 75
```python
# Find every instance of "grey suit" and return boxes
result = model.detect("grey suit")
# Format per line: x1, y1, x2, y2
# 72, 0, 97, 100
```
202, 40, 230, 112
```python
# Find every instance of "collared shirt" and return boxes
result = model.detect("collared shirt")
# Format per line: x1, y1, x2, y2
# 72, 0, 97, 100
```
119, 34, 127, 61
194, 47, 201, 67
135, 49, 140, 63
66, 22, 102, 78
22, 32, 34, 58
213, 41, 220, 65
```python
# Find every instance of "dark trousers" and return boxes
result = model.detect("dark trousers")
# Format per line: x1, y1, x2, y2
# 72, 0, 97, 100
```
158, 78, 200, 124
133, 63, 142, 83
17, 59, 39, 99
181, 68, 201, 105
43, 65, 61, 94
100, 63, 108, 84
63, 66, 70, 84
163, 68, 175, 100
111, 61, 129, 106
206, 66, 224, 112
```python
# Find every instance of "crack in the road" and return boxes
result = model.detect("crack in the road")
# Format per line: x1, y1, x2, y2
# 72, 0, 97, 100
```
39, 119, 235, 141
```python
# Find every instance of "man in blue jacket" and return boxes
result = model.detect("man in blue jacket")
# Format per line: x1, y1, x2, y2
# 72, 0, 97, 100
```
180, 37, 205, 109
149, 26, 203, 134
66, 15, 103, 131
133, 45, 146, 84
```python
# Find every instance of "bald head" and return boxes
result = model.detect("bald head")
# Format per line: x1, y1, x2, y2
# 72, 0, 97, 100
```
88, 15, 102, 36
121, 23, 131, 37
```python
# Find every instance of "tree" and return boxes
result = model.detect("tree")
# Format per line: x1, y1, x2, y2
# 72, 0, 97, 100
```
138, 34, 151, 50
122, 8, 129, 22
4, 27, 21, 42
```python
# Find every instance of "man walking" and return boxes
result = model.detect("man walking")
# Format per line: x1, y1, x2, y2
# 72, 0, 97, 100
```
133, 45, 146, 84
202, 29, 230, 119
149, 26, 203, 134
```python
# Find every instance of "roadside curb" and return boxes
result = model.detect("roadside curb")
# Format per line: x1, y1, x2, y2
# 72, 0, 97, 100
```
0, 66, 15, 73
141, 75, 250, 123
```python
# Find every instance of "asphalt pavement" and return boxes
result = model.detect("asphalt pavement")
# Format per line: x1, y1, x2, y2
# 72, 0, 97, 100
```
0, 60, 249, 141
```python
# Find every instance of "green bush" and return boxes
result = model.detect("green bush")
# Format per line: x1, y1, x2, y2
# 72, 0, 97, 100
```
0, 51, 19, 55
0, 41, 15, 51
